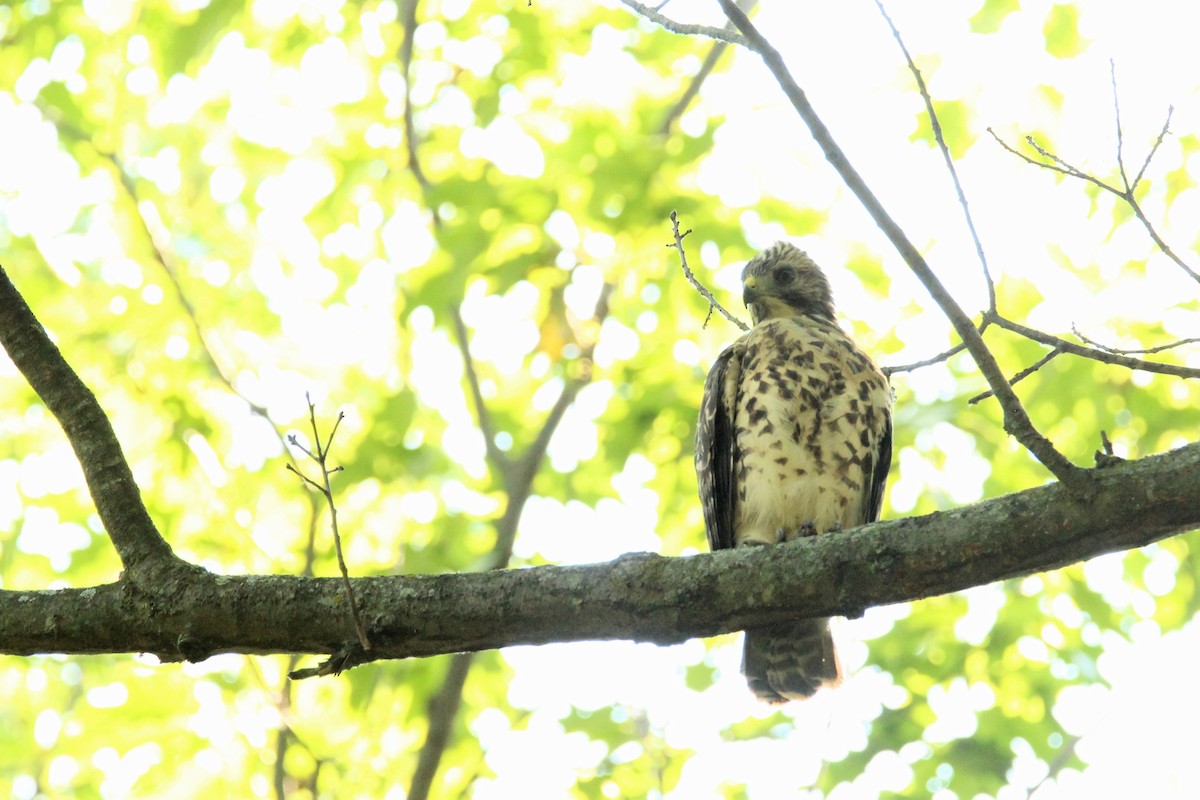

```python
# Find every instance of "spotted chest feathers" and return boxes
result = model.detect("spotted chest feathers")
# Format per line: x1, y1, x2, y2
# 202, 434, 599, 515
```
732, 317, 890, 545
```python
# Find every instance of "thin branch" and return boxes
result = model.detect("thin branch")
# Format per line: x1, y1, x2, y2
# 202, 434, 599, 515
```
1070, 325, 1200, 356
0, 268, 185, 580
3, 439, 1200, 659
716, 0, 1081, 485
46, 114, 234, 390
969, 347, 1062, 405
989, 120, 1200, 286
988, 313, 1200, 379
617, 0, 748, 46
1029, 729, 1086, 795
989, 127, 1121, 195
657, 0, 759, 135
450, 306, 507, 471
883, 339, 969, 377
399, 0, 440, 227
670, 211, 749, 331
1111, 60, 1130, 192
659, 38, 726, 135
1132, 106, 1173, 193
873, 0, 996, 311
44, 106, 315, 486
1094, 429, 1125, 468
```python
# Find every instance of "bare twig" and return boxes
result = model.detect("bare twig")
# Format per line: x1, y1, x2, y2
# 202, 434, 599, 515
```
43, 106, 315, 489
618, 0, 748, 46
883, 340, 969, 377
873, 0, 996, 311
1132, 106, 1173, 193
657, 0, 759, 135
1111, 61, 1130, 191
450, 306, 508, 471
669, 211, 749, 331
989, 114, 1200, 286
399, 0, 440, 230
287, 396, 370, 652
659, 39, 726, 135
1070, 325, 1200, 356
716, 0, 1081, 484
988, 313, 1200, 379
969, 347, 1062, 405
1094, 429, 1126, 468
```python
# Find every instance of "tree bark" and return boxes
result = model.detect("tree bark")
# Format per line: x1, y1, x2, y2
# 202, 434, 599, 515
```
2, 440, 1197, 662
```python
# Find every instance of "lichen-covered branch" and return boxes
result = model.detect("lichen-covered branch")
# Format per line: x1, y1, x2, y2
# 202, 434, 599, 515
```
2, 440, 1198, 659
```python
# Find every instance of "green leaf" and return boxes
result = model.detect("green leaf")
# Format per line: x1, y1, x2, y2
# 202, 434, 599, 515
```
162, 0, 241, 77
1043, 4, 1088, 59
969, 0, 1020, 34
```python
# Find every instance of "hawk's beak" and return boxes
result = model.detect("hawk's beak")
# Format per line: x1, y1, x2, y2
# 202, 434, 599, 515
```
742, 275, 763, 324
742, 275, 759, 307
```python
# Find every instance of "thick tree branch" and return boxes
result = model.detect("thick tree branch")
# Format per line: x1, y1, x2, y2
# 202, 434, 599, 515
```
713, 0, 1081, 485
0, 268, 191, 582
2, 440, 1198, 659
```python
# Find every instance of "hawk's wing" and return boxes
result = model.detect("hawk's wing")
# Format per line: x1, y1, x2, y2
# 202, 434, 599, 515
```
696, 341, 742, 551
861, 412, 892, 525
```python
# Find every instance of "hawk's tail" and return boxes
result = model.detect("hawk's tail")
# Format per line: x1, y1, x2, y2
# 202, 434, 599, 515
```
742, 618, 842, 703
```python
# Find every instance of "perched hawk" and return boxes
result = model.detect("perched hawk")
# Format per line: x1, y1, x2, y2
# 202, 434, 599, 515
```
695, 242, 892, 703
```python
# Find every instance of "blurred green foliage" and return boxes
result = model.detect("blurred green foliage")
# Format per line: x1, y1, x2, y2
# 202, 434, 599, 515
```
0, 1, 1198, 798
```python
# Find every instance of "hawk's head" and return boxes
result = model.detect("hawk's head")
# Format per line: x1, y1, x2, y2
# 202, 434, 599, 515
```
741, 242, 835, 326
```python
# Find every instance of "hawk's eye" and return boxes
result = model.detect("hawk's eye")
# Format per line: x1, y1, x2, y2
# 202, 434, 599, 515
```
773, 267, 794, 285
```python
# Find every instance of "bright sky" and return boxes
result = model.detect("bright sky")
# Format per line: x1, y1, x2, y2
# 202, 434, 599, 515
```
4, 0, 1200, 797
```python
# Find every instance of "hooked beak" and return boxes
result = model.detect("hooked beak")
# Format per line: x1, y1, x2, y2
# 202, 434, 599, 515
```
742, 275, 763, 325
742, 275, 759, 307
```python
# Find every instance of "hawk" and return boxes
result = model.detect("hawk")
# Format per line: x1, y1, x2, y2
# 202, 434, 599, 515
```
695, 242, 892, 703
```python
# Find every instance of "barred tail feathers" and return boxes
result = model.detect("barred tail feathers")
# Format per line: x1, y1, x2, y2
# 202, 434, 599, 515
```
742, 618, 842, 703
